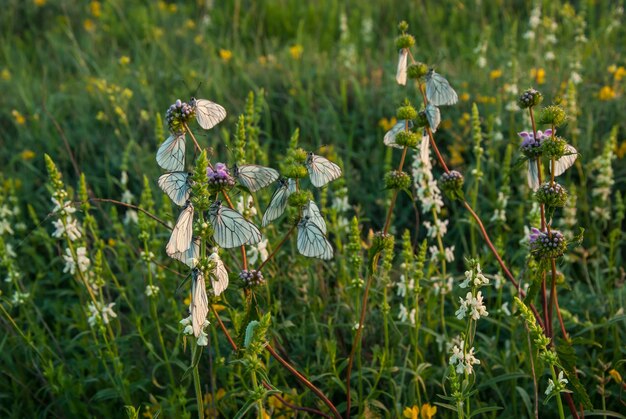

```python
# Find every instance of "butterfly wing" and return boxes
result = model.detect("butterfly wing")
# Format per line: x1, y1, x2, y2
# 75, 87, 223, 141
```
420, 131, 430, 165
156, 133, 186, 171
384, 120, 413, 149
425, 104, 441, 133
194, 98, 227, 130
210, 257, 229, 296
262, 179, 294, 227
235, 165, 280, 192
169, 237, 200, 268
527, 161, 540, 191
303, 200, 326, 234
396, 49, 408, 86
426, 70, 458, 106
297, 218, 333, 260
306, 153, 342, 188
166, 203, 194, 254
191, 269, 209, 337
158, 172, 191, 206
552, 145, 578, 176
210, 202, 261, 248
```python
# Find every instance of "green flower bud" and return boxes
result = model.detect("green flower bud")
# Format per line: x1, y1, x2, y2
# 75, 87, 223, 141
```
540, 136, 567, 160
372, 231, 393, 254
407, 62, 428, 79
397, 20, 409, 33
384, 170, 411, 190
293, 148, 308, 163
530, 228, 567, 259
535, 182, 568, 208
288, 190, 312, 208
517, 88, 543, 109
395, 130, 420, 148
439, 170, 465, 200
396, 104, 417, 121
282, 159, 308, 179
395, 34, 415, 49
415, 111, 428, 128
538, 105, 567, 127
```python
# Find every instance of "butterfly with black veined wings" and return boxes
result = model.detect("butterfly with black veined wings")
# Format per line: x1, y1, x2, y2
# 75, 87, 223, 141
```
233, 164, 280, 192
425, 104, 441, 133
156, 132, 186, 172
396, 49, 408, 86
527, 160, 540, 191
384, 120, 414, 149
551, 145, 578, 176
425, 69, 458, 106
262, 178, 296, 227
168, 237, 200, 268
166, 202, 194, 255
190, 268, 209, 337
158, 172, 192, 206
297, 216, 333, 260
209, 200, 262, 248
302, 200, 326, 234
208, 252, 229, 296
190, 98, 227, 130
305, 152, 342, 188
420, 130, 431, 165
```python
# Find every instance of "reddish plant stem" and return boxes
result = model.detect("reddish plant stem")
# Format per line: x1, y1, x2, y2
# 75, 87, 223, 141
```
210, 306, 339, 418
257, 223, 297, 271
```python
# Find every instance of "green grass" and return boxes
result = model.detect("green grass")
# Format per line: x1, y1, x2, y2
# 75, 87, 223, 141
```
1, 0, 625, 418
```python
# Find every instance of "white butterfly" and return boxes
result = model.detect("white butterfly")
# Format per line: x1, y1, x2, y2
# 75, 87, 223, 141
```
420, 131, 430, 165
551, 145, 578, 176
297, 216, 333, 260
425, 69, 458, 106
166, 202, 194, 255
209, 200, 261, 248
158, 172, 191, 206
306, 152, 342, 188
262, 178, 296, 227
425, 104, 441, 133
233, 164, 280, 192
156, 133, 186, 172
527, 160, 540, 191
168, 237, 200, 268
302, 200, 326, 234
191, 98, 227, 130
396, 48, 408, 86
190, 269, 209, 337
383, 120, 414, 149
208, 252, 229, 296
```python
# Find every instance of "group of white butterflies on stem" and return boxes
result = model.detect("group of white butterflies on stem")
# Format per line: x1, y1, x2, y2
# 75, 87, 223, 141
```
155, 97, 342, 337
394, 47, 577, 189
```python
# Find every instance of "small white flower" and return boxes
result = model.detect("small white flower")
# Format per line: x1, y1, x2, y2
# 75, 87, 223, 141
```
120, 170, 128, 186
332, 193, 350, 213
501, 301, 511, 316
52, 216, 82, 241
121, 190, 134, 204
445, 246, 455, 262
145, 284, 160, 297
76, 247, 91, 273
124, 209, 138, 225
51, 198, 76, 216
197, 330, 209, 346
63, 248, 76, 274
11, 291, 30, 305
470, 291, 489, 320
247, 238, 268, 266
0, 219, 14, 235
570, 71, 582, 84
236, 195, 257, 217
545, 51, 555, 61
398, 304, 408, 322
396, 276, 407, 298
476, 56, 487, 68
545, 378, 555, 395
0, 205, 12, 218
87, 301, 118, 327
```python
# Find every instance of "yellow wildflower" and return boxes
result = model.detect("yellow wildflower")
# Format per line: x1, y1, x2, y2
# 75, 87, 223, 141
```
83, 19, 96, 32
458, 112, 470, 127
403, 405, 419, 419
96, 111, 107, 121
184, 296, 191, 306
212, 304, 227, 312
441, 119, 453, 130
119, 56, 130, 66
21, 150, 36, 161
608, 64, 617, 74
1, 68, 10, 81
598, 86, 616, 101
219, 49, 233, 63
34, 0, 46, 6
616, 141, 626, 159
194, 34, 203, 46
157, 1, 167, 11
449, 147, 465, 166
153, 27, 164, 39
140, 110, 150, 121
168, 3, 177, 13
420, 403, 437, 419
12, 110, 26, 125
378, 116, 397, 131
203, 388, 225, 417
258, 55, 268, 66
614, 66, 626, 81
609, 369, 623, 383
121, 88, 133, 100
489, 69, 502, 79
107, 238, 116, 247
90, 1, 101, 18
460, 92, 470, 102
530, 67, 546, 85
289, 44, 303, 60
184, 19, 195, 29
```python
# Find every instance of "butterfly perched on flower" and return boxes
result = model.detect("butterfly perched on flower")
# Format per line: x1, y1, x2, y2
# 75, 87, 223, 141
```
209, 200, 261, 248
156, 133, 186, 172
208, 252, 229, 296
166, 202, 194, 255
396, 48, 409, 86
190, 268, 209, 337
384, 120, 414, 149
190, 98, 227, 130
232, 164, 279, 192
305, 152, 342, 188
262, 178, 296, 227
297, 215, 333, 260
158, 172, 192, 206
425, 69, 458, 106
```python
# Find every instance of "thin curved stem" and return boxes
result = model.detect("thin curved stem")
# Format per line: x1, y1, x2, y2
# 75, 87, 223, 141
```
257, 223, 297, 271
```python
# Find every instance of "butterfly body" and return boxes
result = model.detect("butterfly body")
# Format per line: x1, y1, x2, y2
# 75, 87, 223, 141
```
305, 152, 342, 188
233, 164, 280, 192
209, 200, 261, 248
190, 98, 227, 130
425, 69, 458, 106
297, 216, 333, 260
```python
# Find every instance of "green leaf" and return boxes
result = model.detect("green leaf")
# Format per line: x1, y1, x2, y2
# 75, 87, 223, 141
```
233, 398, 257, 419
555, 338, 592, 409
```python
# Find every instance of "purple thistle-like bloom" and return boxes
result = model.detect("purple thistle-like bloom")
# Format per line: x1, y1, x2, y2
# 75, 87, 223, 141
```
529, 227, 542, 244
518, 129, 553, 148
207, 162, 235, 188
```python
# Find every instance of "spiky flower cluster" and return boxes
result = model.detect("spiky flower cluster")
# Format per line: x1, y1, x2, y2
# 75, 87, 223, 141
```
535, 182, 568, 208
240, 269, 265, 287
529, 227, 567, 259
439, 170, 464, 200
541, 136, 567, 160
206, 163, 235, 189
519, 129, 552, 158
166, 99, 195, 132
384, 170, 411, 190
517, 88, 543, 109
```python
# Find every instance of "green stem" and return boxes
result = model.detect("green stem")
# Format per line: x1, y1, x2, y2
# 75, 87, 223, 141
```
192, 344, 205, 419
550, 366, 566, 419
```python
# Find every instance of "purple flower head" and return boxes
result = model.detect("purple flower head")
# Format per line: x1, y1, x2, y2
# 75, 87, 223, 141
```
529, 227, 542, 244
207, 162, 235, 188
